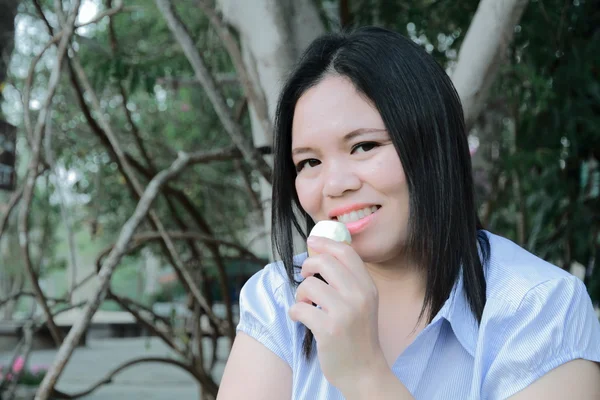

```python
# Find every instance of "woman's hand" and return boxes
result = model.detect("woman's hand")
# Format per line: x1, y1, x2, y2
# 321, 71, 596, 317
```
288, 235, 388, 394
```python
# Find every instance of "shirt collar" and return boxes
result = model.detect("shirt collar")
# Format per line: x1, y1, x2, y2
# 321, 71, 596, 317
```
438, 272, 480, 357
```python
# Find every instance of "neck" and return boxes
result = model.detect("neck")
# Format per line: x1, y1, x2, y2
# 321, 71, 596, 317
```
365, 257, 427, 306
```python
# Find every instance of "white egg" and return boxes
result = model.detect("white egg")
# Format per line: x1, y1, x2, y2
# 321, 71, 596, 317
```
307, 221, 352, 256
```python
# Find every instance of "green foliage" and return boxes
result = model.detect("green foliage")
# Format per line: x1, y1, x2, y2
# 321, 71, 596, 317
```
488, 0, 600, 299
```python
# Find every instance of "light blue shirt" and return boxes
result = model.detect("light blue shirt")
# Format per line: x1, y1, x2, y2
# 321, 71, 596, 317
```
236, 232, 600, 399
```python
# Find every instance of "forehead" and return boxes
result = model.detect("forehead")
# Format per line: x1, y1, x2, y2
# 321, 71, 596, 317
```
291, 75, 385, 147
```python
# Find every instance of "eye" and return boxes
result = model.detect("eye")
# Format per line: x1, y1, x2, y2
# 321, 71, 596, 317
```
295, 158, 320, 172
351, 142, 379, 154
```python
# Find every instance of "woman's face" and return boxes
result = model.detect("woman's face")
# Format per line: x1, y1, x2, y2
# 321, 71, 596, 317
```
291, 75, 410, 264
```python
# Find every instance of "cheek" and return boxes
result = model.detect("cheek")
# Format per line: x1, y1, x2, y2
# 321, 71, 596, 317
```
369, 151, 408, 194
384, 158, 410, 224
386, 161, 409, 205
295, 177, 320, 217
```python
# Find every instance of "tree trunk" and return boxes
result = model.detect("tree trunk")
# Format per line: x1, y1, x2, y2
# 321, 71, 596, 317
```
451, 0, 529, 132
217, 0, 325, 259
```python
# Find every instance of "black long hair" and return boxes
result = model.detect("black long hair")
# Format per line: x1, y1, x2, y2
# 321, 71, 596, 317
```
271, 26, 490, 359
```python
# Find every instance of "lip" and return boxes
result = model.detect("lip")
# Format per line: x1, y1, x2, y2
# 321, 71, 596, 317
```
327, 203, 381, 219
343, 208, 379, 235
327, 203, 381, 236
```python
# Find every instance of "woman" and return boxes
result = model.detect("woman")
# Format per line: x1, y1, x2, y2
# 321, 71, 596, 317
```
217, 27, 600, 399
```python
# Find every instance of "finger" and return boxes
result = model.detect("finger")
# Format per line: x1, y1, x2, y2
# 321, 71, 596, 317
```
306, 236, 371, 282
288, 302, 328, 336
301, 254, 357, 293
295, 276, 343, 312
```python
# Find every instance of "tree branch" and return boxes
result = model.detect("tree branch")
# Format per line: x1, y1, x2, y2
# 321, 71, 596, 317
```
234, 158, 262, 212
43, 112, 80, 302
0, 291, 67, 310
95, 230, 261, 272
106, 0, 157, 172
107, 292, 187, 358
157, 73, 239, 88
155, 0, 272, 184
0, 184, 23, 239
22, 32, 62, 146
195, 0, 272, 136
107, 291, 171, 327
18, 1, 82, 349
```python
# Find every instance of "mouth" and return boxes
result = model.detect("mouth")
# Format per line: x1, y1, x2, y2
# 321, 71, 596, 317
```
332, 205, 381, 224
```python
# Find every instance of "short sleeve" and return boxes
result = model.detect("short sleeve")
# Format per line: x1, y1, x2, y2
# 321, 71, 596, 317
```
482, 275, 600, 399
236, 263, 294, 367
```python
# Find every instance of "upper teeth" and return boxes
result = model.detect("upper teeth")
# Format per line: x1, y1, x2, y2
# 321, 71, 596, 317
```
336, 206, 379, 223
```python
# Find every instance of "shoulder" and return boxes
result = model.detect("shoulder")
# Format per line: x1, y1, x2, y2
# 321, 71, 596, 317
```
478, 232, 600, 399
235, 253, 308, 366
483, 232, 575, 309
481, 231, 599, 340
240, 252, 307, 307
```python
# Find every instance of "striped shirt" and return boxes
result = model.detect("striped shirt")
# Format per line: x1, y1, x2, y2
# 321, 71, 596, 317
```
236, 232, 600, 399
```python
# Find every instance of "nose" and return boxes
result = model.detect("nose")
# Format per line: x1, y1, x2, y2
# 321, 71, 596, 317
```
322, 160, 361, 198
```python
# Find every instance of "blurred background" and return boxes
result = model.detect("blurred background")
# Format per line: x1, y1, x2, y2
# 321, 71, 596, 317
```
0, 0, 598, 399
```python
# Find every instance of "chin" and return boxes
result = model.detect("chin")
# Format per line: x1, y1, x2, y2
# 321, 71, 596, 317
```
354, 245, 388, 263
355, 237, 407, 263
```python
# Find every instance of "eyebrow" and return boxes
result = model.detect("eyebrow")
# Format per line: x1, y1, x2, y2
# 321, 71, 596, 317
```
291, 128, 387, 157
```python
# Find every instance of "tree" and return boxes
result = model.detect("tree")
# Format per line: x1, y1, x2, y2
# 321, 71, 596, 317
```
0, 1, 596, 399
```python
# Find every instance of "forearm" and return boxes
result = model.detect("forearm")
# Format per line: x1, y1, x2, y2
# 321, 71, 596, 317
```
342, 362, 414, 400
